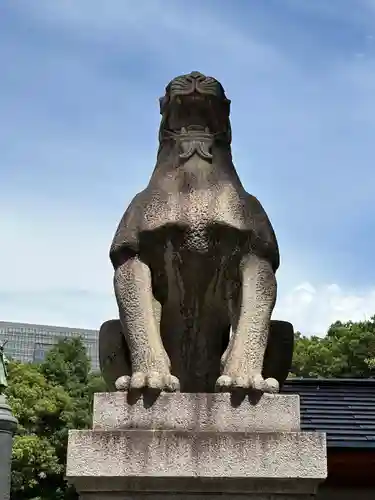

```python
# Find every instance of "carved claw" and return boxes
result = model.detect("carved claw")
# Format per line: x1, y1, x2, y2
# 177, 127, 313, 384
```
115, 372, 180, 392
215, 374, 279, 394
115, 375, 131, 391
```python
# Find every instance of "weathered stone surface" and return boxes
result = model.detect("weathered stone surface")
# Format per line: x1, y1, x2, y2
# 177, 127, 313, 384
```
66, 429, 326, 486
99, 71, 295, 394
92, 392, 300, 433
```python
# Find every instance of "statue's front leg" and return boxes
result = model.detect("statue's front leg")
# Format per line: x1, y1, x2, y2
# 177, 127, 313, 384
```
114, 256, 180, 392
216, 254, 279, 393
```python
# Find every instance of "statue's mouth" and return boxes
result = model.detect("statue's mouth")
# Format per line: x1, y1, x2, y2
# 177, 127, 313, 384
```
165, 93, 222, 134
174, 94, 212, 104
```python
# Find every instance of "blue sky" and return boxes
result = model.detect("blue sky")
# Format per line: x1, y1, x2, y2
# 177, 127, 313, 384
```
1, 0, 375, 334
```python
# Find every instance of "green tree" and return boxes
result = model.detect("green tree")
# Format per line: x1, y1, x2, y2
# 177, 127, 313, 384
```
291, 316, 375, 378
40, 337, 90, 393
6, 360, 73, 499
39, 337, 106, 498
40, 337, 106, 426
7, 337, 106, 500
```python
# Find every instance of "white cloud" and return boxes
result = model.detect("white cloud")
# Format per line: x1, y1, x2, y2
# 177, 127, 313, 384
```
275, 282, 375, 335
0, 202, 114, 295
12, 0, 287, 76
0, 201, 119, 329
0, 290, 116, 330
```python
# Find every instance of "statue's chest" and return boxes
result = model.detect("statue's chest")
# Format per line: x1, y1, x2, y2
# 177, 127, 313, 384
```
174, 156, 218, 192
142, 157, 249, 243
175, 189, 214, 225
166, 184, 243, 235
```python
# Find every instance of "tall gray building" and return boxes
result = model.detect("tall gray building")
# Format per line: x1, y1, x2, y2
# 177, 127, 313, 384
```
0, 321, 99, 371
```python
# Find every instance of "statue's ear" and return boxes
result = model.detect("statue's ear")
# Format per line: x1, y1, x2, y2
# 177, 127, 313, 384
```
225, 99, 232, 143
160, 95, 171, 113
158, 116, 166, 143
227, 119, 232, 144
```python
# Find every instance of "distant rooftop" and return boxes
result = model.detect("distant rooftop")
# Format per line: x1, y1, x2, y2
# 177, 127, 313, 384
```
283, 378, 375, 449
0, 320, 98, 333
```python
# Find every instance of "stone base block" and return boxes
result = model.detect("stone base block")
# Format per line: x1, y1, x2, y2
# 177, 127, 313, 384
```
67, 393, 327, 499
92, 392, 301, 433
67, 429, 326, 497
68, 429, 326, 480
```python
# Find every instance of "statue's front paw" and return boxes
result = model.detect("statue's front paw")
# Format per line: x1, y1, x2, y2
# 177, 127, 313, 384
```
115, 371, 180, 392
215, 373, 279, 394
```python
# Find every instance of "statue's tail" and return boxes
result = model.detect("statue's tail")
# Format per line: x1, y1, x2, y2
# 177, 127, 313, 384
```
99, 320, 131, 391
262, 320, 294, 389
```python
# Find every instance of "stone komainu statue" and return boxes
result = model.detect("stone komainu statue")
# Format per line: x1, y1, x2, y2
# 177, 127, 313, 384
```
99, 71, 294, 394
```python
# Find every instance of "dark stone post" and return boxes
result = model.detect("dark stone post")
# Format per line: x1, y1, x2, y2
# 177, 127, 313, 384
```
0, 395, 17, 500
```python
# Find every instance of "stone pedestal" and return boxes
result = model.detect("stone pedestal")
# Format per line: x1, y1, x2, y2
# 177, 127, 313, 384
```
0, 395, 17, 500
66, 392, 327, 499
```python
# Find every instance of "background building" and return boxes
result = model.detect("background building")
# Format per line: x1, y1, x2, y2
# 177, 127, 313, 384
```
0, 321, 99, 371
283, 378, 375, 497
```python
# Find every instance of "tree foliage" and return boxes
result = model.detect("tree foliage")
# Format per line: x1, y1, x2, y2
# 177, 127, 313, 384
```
291, 316, 375, 378
5, 337, 106, 500
6, 360, 73, 499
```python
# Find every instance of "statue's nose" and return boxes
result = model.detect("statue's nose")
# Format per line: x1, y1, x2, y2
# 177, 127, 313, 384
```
189, 71, 205, 79
187, 72, 206, 92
